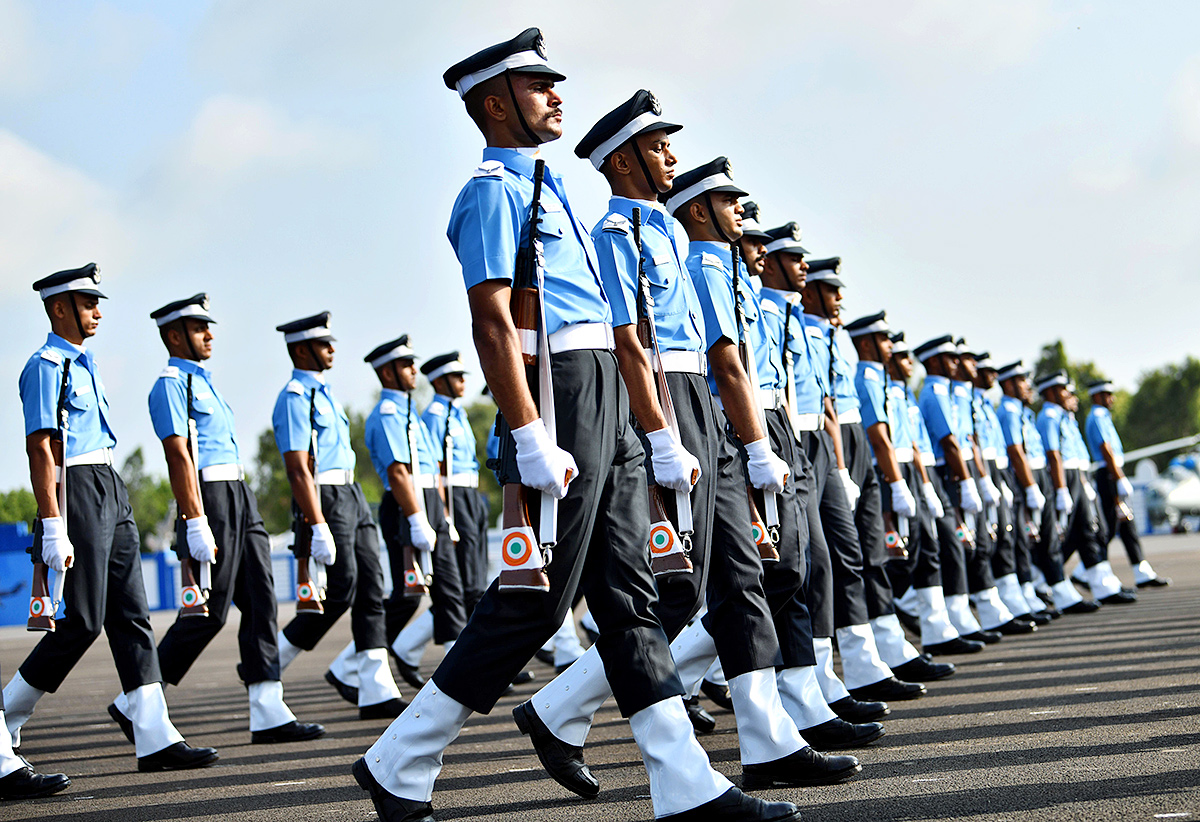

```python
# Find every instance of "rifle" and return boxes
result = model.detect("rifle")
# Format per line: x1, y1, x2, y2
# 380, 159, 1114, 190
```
401, 396, 431, 598
177, 374, 212, 618
441, 406, 461, 545
289, 389, 325, 613
730, 241, 780, 562
498, 158, 562, 591
632, 207, 694, 576
882, 511, 909, 561
28, 359, 71, 632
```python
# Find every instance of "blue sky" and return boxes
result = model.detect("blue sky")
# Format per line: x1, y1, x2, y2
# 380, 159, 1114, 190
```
2, 0, 1199, 489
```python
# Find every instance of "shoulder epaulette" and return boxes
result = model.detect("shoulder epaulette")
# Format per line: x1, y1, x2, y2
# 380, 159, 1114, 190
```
158, 365, 180, 380
863, 367, 881, 381
601, 214, 629, 234
760, 300, 782, 316
472, 159, 505, 178
39, 349, 63, 365
700, 252, 724, 269
285, 380, 305, 395
379, 399, 398, 415
932, 382, 949, 396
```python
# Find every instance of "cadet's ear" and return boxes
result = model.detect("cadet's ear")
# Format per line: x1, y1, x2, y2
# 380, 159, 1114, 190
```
607, 147, 632, 177
688, 200, 707, 225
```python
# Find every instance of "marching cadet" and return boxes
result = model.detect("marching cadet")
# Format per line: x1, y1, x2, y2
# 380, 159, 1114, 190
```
1085, 380, 1169, 587
1034, 371, 1136, 605
272, 312, 406, 719
913, 335, 993, 646
354, 30, 798, 822
970, 353, 1046, 625
4, 265, 217, 772
995, 362, 1096, 615
513, 103, 862, 801
844, 313, 961, 677
797, 260, 928, 699
952, 343, 1030, 637
107, 295, 325, 745
0, 662, 70, 798
884, 333, 979, 653
360, 338, 467, 680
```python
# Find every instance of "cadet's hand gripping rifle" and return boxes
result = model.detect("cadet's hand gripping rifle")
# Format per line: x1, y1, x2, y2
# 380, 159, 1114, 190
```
178, 374, 213, 617
632, 207, 694, 575
290, 390, 326, 612
28, 359, 71, 632
401, 398, 432, 597
730, 242, 781, 561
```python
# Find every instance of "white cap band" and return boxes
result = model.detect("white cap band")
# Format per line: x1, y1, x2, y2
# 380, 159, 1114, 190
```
589, 111, 669, 169
847, 320, 889, 338
154, 303, 210, 327
664, 173, 736, 216
284, 326, 333, 344
426, 359, 467, 382
455, 50, 551, 97
39, 278, 99, 300
370, 344, 417, 369
916, 341, 959, 362
764, 237, 806, 255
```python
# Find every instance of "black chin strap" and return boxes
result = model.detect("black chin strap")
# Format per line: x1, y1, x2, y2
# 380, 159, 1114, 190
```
305, 341, 326, 372
177, 319, 200, 361
391, 362, 403, 392
703, 192, 734, 244
68, 293, 85, 339
504, 70, 542, 145
626, 137, 658, 195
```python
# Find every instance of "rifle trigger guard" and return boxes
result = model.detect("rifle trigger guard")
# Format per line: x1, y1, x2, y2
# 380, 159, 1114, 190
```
540, 545, 554, 568
768, 525, 781, 546
680, 533, 693, 556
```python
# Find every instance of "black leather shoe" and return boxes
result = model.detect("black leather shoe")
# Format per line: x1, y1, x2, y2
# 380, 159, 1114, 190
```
924, 636, 985, 655
743, 745, 861, 790
1025, 611, 1053, 625
962, 630, 1002, 644
802, 717, 884, 749
849, 676, 926, 701
828, 695, 890, 722
1038, 603, 1062, 619
996, 618, 1037, 635
352, 757, 435, 822
360, 698, 408, 720
511, 670, 536, 686
251, 719, 326, 744
1100, 590, 1138, 605
512, 700, 599, 799
685, 696, 717, 733
393, 659, 426, 689
895, 608, 922, 636
891, 655, 956, 681
137, 741, 219, 772
701, 679, 734, 710
0, 766, 70, 799
1063, 599, 1101, 614
660, 786, 802, 820
1137, 575, 1171, 588
324, 670, 358, 705
534, 648, 556, 666
107, 702, 134, 744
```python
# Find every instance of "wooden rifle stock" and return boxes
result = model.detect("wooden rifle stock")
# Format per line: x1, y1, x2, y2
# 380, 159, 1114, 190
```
748, 488, 780, 562
29, 358, 72, 632
292, 389, 326, 612
178, 374, 210, 618
882, 511, 909, 560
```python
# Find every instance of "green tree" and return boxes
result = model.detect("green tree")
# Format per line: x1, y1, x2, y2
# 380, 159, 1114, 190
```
0, 489, 38, 524
465, 396, 500, 525
1033, 339, 1111, 425
120, 447, 176, 552
251, 427, 292, 534
1116, 357, 1200, 468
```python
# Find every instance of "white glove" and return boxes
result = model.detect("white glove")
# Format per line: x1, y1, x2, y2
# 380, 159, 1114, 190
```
890, 480, 917, 519
310, 522, 337, 565
447, 522, 461, 543
40, 516, 74, 573
1025, 483, 1046, 514
959, 478, 983, 514
1000, 481, 1014, 508
646, 428, 702, 493
512, 419, 578, 500
1055, 486, 1074, 515
922, 482, 945, 518
185, 515, 218, 563
838, 468, 861, 509
980, 475, 1002, 507
745, 438, 789, 493
1117, 477, 1134, 498
407, 513, 437, 553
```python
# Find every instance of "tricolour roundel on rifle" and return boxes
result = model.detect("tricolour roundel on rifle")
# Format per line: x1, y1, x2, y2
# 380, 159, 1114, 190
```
404, 570, 419, 586
751, 522, 766, 544
181, 586, 202, 607
29, 596, 50, 618
885, 531, 902, 549
649, 524, 676, 555
297, 582, 316, 601
503, 531, 535, 567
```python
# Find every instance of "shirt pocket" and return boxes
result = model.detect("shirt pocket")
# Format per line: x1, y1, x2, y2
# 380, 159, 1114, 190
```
68, 386, 95, 412
536, 201, 569, 241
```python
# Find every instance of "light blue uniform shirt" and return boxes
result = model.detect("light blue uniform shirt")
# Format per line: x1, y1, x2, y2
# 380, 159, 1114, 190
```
907, 385, 935, 455
20, 333, 117, 457
996, 395, 1026, 450
919, 375, 958, 464
364, 389, 438, 487
422, 395, 480, 474
952, 380, 977, 446
805, 318, 858, 415
759, 288, 824, 416
973, 388, 1005, 457
148, 357, 241, 468
592, 197, 705, 352
272, 370, 355, 471
1085, 406, 1123, 464
855, 360, 890, 462
1062, 413, 1090, 464
447, 148, 611, 336
686, 241, 784, 396
887, 378, 915, 453
1036, 402, 1069, 455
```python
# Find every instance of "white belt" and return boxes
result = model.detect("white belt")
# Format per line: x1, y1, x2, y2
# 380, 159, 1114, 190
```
1113, 454, 1125, 468
413, 474, 436, 489
794, 412, 821, 432
548, 323, 615, 354
56, 448, 113, 480
715, 388, 784, 413
445, 472, 479, 488
1027, 456, 1047, 470
921, 452, 936, 466
982, 446, 998, 460
647, 349, 707, 375
316, 468, 354, 486
895, 446, 914, 463
993, 453, 1009, 470
1065, 458, 1088, 470
200, 463, 245, 482
837, 407, 862, 425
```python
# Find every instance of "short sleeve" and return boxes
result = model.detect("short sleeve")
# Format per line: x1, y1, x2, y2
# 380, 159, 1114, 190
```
921, 387, 954, 444
688, 261, 738, 351
378, 412, 412, 466
272, 388, 312, 455
592, 227, 639, 328
1038, 409, 1062, 452
856, 370, 887, 429
148, 377, 189, 441
998, 405, 1022, 447
447, 177, 520, 292
19, 355, 61, 436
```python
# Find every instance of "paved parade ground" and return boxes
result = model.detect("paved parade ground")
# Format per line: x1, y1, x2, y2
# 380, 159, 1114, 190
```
1, 534, 1196, 822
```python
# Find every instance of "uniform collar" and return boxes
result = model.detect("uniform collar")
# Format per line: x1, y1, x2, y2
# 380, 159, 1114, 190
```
482, 146, 543, 180
759, 286, 799, 305
46, 332, 85, 362
169, 356, 211, 378
608, 196, 667, 225
805, 314, 834, 331
925, 374, 950, 386
292, 368, 327, 387
380, 388, 411, 402
432, 393, 459, 408
859, 360, 885, 374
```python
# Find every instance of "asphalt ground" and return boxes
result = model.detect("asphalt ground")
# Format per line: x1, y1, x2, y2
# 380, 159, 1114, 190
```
0, 534, 1196, 822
